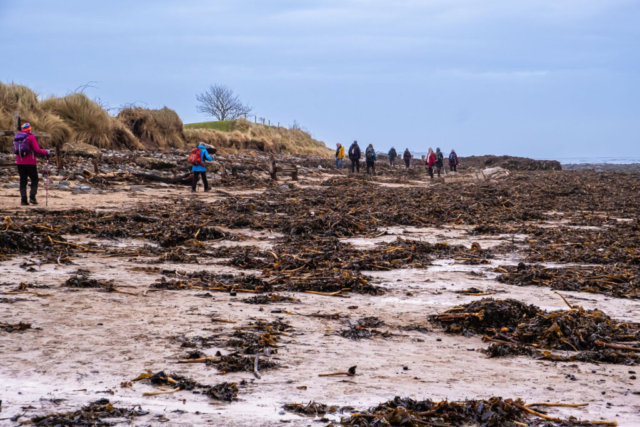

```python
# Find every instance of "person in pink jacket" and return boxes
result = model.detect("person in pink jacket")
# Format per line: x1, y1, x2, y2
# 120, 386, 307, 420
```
14, 122, 50, 205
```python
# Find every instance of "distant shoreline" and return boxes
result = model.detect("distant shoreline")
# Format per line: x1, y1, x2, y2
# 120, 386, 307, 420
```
562, 163, 640, 172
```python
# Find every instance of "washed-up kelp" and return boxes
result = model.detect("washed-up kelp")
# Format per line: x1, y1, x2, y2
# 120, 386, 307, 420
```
242, 293, 299, 304
132, 371, 239, 401
430, 298, 640, 365
26, 398, 148, 426
337, 396, 614, 426
209, 352, 280, 373
339, 316, 392, 340
1, 321, 32, 333
497, 263, 640, 299
283, 401, 339, 417
157, 269, 383, 296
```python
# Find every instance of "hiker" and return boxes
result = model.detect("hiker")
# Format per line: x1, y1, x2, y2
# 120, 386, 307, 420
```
348, 140, 361, 173
426, 148, 436, 179
365, 144, 377, 175
388, 147, 397, 166
449, 149, 459, 172
189, 142, 214, 192
14, 122, 50, 206
403, 148, 412, 169
335, 143, 345, 169
435, 147, 444, 177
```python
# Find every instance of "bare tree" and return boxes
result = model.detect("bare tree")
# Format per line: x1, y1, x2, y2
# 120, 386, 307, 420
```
196, 85, 252, 121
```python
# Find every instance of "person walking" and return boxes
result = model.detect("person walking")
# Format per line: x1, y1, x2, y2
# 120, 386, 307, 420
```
365, 143, 377, 175
190, 142, 214, 192
388, 147, 397, 166
403, 148, 412, 169
14, 122, 50, 206
335, 143, 345, 169
426, 148, 436, 179
348, 140, 361, 173
435, 147, 444, 177
448, 149, 459, 172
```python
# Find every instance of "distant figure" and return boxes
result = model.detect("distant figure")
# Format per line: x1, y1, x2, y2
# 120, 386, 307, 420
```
335, 143, 345, 169
190, 142, 214, 192
449, 149, 459, 172
14, 122, 50, 206
365, 143, 377, 175
348, 140, 361, 173
435, 147, 444, 177
388, 147, 397, 166
426, 148, 436, 179
403, 148, 412, 168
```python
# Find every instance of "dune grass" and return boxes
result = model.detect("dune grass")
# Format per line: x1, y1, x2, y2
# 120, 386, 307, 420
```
185, 120, 233, 132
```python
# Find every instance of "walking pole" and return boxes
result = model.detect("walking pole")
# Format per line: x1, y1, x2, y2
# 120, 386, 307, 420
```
45, 157, 49, 207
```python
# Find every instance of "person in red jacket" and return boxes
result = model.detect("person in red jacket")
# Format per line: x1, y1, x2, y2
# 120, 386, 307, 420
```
426, 148, 436, 179
14, 122, 50, 206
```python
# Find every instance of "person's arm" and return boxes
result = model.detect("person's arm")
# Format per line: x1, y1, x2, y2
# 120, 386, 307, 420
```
28, 135, 49, 156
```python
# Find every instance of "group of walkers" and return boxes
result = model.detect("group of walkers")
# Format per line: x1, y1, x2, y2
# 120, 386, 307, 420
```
336, 141, 459, 178
335, 141, 377, 174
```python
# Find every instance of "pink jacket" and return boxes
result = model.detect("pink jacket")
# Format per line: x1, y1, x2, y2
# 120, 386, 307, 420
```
16, 133, 49, 165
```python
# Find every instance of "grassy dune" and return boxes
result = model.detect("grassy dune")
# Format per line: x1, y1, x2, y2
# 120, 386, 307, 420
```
185, 119, 332, 156
0, 81, 331, 156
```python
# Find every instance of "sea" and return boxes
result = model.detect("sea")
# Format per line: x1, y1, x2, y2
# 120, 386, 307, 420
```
546, 157, 640, 165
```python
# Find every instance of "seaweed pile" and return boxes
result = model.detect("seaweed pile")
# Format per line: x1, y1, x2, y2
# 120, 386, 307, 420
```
497, 263, 640, 299
430, 298, 640, 365
132, 371, 239, 401
26, 398, 148, 426
337, 396, 613, 426
339, 317, 392, 340
283, 401, 340, 417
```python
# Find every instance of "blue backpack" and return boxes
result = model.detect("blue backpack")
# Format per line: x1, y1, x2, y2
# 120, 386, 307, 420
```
449, 153, 456, 162
13, 132, 32, 157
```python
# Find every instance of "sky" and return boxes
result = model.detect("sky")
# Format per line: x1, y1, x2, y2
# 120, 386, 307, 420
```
1, 0, 639, 158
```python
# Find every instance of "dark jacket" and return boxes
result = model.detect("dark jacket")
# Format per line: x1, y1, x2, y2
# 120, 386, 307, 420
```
449, 152, 459, 166
348, 143, 361, 160
388, 148, 397, 159
403, 150, 411, 160
435, 150, 444, 167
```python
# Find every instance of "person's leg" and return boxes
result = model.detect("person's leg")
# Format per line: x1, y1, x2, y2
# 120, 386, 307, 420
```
350, 160, 354, 173
28, 165, 39, 203
202, 172, 210, 191
336, 158, 339, 169
454, 165, 457, 172
372, 162, 376, 175
437, 166, 441, 177
339, 159, 343, 169
429, 167, 433, 178
192, 171, 200, 191
356, 160, 360, 172
18, 165, 29, 204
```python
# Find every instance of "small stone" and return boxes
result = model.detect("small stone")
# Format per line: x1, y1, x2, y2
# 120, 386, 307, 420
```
3, 184, 19, 189
129, 185, 146, 192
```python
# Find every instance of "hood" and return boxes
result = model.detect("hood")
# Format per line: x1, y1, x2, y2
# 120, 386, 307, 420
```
198, 144, 207, 149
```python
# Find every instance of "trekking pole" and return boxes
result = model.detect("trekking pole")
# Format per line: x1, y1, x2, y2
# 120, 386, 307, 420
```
45, 158, 49, 207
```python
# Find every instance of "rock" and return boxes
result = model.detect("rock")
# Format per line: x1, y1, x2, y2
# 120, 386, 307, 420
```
129, 185, 146, 192
3, 184, 19, 189
160, 183, 169, 188
79, 186, 91, 191
206, 161, 222, 173
135, 157, 176, 170
59, 181, 70, 186
62, 142, 103, 159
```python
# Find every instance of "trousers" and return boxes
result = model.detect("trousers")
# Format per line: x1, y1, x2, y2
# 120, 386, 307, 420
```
350, 159, 360, 173
192, 171, 209, 191
18, 164, 39, 199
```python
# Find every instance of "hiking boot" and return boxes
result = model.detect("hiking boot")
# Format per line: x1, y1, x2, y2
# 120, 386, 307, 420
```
21, 197, 29, 206
29, 195, 37, 205
204, 188, 211, 192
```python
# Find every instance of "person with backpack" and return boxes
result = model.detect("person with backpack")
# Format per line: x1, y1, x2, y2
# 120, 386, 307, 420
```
449, 149, 459, 172
403, 148, 412, 169
426, 148, 436, 179
335, 143, 345, 169
14, 122, 50, 206
365, 143, 377, 175
435, 147, 444, 177
388, 147, 397, 166
189, 142, 214, 192
348, 140, 361, 173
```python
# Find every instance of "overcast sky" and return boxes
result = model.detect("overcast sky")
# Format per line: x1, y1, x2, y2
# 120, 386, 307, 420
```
1, 0, 639, 158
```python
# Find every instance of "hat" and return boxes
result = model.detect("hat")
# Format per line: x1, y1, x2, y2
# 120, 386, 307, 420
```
21, 122, 31, 132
